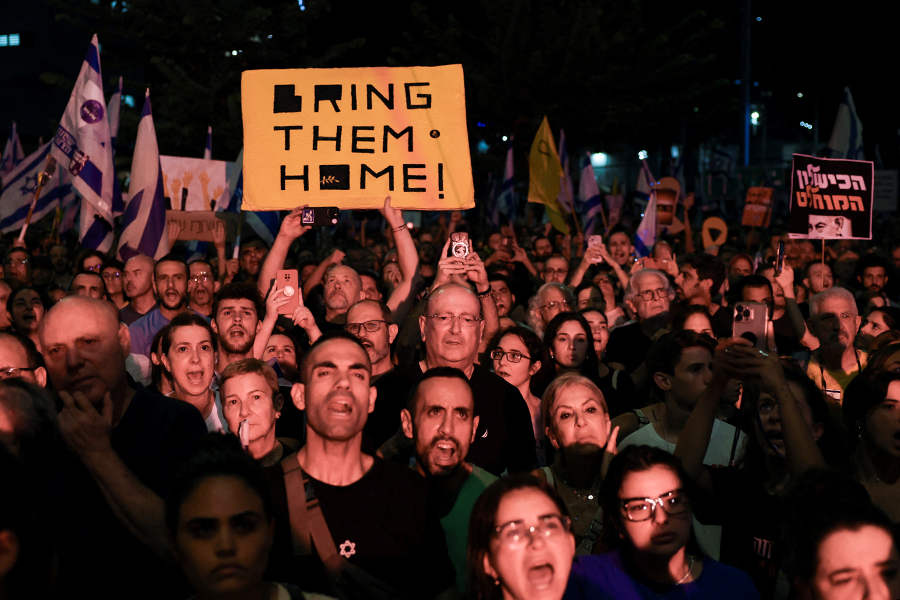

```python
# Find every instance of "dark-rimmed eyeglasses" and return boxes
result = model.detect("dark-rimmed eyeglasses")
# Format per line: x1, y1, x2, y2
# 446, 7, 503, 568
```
493, 514, 571, 548
424, 314, 483, 328
620, 489, 689, 522
344, 320, 387, 335
490, 349, 531, 363
635, 287, 671, 301
0, 367, 37, 379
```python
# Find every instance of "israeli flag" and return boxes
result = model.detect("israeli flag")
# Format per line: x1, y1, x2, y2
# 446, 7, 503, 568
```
49, 34, 116, 250
827, 87, 865, 160
0, 142, 72, 234
556, 129, 575, 213
223, 148, 279, 246
204, 126, 212, 160
117, 90, 170, 262
579, 154, 602, 236
1, 120, 25, 182
108, 77, 122, 155
498, 141, 515, 221
634, 191, 657, 258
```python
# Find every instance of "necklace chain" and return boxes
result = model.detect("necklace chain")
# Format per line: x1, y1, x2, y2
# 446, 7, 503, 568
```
676, 555, 694, 585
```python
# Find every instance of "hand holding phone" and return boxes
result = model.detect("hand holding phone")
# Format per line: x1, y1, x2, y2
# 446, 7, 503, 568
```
732, 302, 769, 350
275, 269, 301, 315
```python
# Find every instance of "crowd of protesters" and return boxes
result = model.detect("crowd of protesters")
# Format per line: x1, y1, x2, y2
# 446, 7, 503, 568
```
2, 194, 900, 600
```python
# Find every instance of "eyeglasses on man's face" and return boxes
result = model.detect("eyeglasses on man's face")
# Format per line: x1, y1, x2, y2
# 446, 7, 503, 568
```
344, 320, 387, 335
544, 268, 568, 278
490, 349, 531, 364
493, 514, 571, 548
0, 367, 37, 379
635, 287, 671, 302
540, 300, 571, 311
424, 314, 483, 328
620, 489, 690, 522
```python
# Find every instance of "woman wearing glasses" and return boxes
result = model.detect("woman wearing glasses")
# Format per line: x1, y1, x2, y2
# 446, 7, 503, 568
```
489, 327, 545, 463
564, 445, 759, 599
527, 283, 576, 339
468, 474, 576, 600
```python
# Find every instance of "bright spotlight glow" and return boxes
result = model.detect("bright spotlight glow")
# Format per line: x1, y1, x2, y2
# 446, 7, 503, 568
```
638, 150, 648, 160
590, 153, 608, 167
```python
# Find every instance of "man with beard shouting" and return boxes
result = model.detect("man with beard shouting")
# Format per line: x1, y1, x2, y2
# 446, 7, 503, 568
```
210, 282, 267, 375
187, 259, 219, 318
401, 367, 497, 595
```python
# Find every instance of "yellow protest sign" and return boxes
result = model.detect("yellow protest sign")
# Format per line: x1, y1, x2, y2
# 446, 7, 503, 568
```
241, 65, 474, 211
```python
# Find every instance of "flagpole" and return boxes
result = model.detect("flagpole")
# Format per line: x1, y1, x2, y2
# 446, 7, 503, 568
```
18, 155, 58, 242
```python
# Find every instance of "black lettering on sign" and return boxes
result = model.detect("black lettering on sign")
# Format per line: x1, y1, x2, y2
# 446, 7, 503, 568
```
438, 163, 444, 198
367, 84, 394, 110
404, 82, 432, 109
384, 126, 413, 152
274, 85, 302, 113
319, 165, 351, 190
403, 164, 427, 192
351, 84, 357, 110
281, 165, 309, 191
352, 126, 375, 154
361, 165, 395, 191
314, 85, 342, 112
313, 126, 342, 151
274, 126, 303, 151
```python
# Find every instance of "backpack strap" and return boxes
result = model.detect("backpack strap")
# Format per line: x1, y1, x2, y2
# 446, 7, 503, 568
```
281, 456, 312, 557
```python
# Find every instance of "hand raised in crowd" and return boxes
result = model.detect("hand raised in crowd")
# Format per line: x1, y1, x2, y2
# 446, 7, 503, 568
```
291, 305, 322, 343
581, 245, 604, 266
58, 390, 114, 462
379, 195, 404, 229
277, 205, 313, 242
211, 219, 226, 250
718, 337, 787, 395
484, 248, 511, 266
224, 258, 239, 283
510, 243, 529, 264
167, 219, 183, 245
601, 425, 621, 479
432, 238, 468, 288
265, 280, 292, 316
327, 249, 345, 266
774, 263, 796, 298
464, 244, 490, 292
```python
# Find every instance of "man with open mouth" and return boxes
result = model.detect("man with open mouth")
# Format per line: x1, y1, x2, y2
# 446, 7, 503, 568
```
401, 367, 498, 595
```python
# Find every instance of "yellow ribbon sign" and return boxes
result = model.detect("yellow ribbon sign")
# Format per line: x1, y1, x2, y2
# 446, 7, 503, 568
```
241, 65, 474, 211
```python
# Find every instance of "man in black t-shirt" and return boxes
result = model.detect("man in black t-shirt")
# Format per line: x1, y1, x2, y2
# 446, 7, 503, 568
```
38, 296, 207, 600
279, 331, 458, 599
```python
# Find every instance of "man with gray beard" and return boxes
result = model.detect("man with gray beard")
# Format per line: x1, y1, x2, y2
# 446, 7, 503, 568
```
344, 299, 397, 380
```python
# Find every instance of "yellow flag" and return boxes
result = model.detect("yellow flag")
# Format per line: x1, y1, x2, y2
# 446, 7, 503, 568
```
527, 116, 569, 234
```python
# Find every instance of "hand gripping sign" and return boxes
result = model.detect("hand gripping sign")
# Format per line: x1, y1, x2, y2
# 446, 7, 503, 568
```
241, 65, 474, 211
788, 154, 874, 240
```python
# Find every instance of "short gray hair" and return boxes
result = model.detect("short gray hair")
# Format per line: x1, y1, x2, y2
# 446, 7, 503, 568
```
624, 269, 670, 303
809, 286, 857, 318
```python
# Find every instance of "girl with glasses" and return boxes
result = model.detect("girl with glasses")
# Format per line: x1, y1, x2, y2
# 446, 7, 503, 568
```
565, 445, 759, 599
488, 327, 546, 464
467, 474, 575, 600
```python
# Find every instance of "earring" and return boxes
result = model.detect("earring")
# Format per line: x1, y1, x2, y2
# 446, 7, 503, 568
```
493, 578, 500, 586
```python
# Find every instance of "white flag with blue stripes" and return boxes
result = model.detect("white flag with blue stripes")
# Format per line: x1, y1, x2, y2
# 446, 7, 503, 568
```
827, 87, 865, 160
579, 154, 602, 235
1, 120, 25, 182
108, 76, 122, 155
0, 142, 73, 234
49, 34, 116, 250
634, 191, 657, 258
118, 90, 170, 262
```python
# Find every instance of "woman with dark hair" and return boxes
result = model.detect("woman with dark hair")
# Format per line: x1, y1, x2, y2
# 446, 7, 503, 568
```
565, 445, 758, 599
782, 469, 900, 600
6, 287, 46, 353
580, 308, 636, 418
674, 339, 844, 598
148, 327, 174, 396
160, 313, 225, 433
533, 373, 616, 554
856, 306, 900, 351
534, 313, 601, 398
669, 305, 716, 340
166, 435, 330, 600
488, 326, 545, 463
864, 343, 900, 374
843, 369, 900, 523
467, 474, 575, 600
